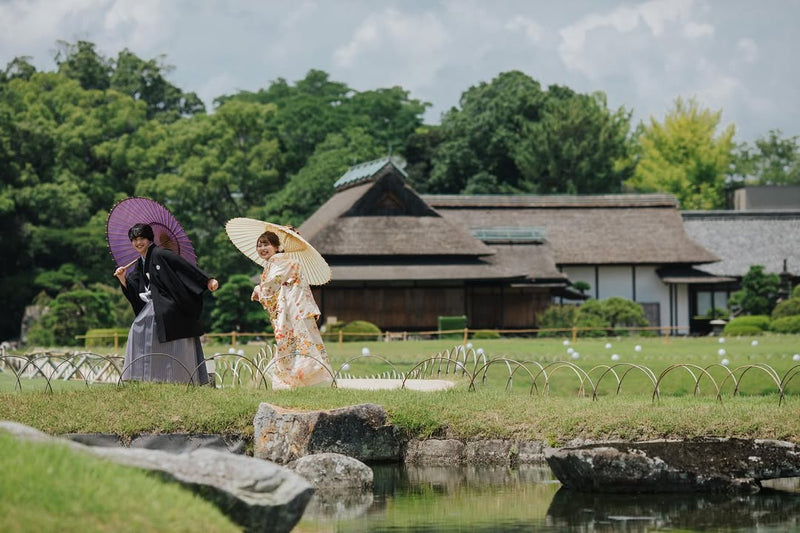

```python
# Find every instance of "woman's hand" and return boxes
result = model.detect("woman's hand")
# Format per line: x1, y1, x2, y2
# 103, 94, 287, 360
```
207, 278, 219, 292
251, 285, 261, 301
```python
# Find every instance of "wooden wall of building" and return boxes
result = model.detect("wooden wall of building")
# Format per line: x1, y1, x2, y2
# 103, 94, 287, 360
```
315, 285, 552, 331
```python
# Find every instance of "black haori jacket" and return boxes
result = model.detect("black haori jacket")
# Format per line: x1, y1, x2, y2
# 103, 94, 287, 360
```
122, 244, 211, 343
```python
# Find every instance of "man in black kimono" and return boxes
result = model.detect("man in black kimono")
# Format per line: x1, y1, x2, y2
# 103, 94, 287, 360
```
114, 223, 219, 384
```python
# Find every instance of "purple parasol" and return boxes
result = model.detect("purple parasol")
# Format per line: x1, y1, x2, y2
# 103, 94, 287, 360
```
106, 197, 197, 269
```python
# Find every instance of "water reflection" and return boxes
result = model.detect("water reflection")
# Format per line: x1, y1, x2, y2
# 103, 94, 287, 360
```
547, 487, 800, 532
294, 464, 800, 532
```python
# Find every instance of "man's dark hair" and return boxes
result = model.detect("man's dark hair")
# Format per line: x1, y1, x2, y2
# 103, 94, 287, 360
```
128, 223, 155, 242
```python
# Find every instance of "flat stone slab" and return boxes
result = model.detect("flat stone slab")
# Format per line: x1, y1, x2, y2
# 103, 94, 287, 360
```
335, 378, 455, 391
545, 437, 800, 493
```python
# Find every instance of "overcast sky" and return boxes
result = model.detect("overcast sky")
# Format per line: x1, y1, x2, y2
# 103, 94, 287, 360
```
1, 0, 798, 144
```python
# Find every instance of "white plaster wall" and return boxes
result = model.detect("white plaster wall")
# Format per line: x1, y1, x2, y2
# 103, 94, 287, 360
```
560, 265, 691, 333
597, 266, 633, 300
562, 266, 595, 296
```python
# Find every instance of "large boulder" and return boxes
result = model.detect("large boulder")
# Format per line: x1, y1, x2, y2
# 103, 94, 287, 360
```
253, 403, 400, 464
1, 421, 312, 533
288, 452, 375, 520
545, 437, 800, 493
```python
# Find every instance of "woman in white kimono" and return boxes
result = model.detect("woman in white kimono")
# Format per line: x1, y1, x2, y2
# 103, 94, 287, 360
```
251, 230, 332, 389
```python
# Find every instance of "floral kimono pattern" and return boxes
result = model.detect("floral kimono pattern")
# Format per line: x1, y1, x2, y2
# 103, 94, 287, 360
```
257, 253, 332, 389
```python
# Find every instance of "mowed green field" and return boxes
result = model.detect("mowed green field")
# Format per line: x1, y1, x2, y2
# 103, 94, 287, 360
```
3, 333, 800, 397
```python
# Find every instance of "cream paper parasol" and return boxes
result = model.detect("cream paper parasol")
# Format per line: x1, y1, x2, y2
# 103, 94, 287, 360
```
225, 217, 331, 285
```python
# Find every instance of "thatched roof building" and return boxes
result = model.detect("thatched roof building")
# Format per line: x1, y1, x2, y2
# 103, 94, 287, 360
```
424, 194, 719, 266
300, 157, 722, 332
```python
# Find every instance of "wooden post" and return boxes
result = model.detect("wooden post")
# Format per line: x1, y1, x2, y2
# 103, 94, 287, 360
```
338, 330, 343, 348
463, 328, 469, 344
113, 331, 119, 352
231, 331, 237, 348
571, 326, 578, 344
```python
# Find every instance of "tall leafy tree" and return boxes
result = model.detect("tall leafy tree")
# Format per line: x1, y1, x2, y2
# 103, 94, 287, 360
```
731, 129, 800, 186
261, 127, 384, 227
210, 274, 270, 333
626, 97, 735, 209
54, 40, 111, 91
728, 265, 781, 316
427, 71, 634, 194
524, 87, 635, 194
111, 49, 205, 120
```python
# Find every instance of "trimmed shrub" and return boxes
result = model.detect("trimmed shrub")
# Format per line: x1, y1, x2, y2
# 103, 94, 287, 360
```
341, 320, 381, 342
575, 300, 610, 337
771, 315, 800, 334
575, 312, 609, 337
438, 315, 467, 340
84, 328, 129, 348
721, 324, 763, 336
793, 285, 800, 299
723, 315, 770, 336
771, 298, 800, 319
536, 305, 578, 337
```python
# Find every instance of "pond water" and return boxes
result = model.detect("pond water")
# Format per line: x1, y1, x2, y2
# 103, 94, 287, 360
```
294, 464, 800, 532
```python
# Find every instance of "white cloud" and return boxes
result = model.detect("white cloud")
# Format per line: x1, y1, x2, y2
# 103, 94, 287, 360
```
332, 8, 449, 91
0, 0, 104, 46
684, 22, 713, 38
557, 0, 703, 76
505, 15, 545, 43
736, 37, 758, 64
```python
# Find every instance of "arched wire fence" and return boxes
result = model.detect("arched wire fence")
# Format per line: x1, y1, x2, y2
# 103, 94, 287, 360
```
0, 347, 799, 403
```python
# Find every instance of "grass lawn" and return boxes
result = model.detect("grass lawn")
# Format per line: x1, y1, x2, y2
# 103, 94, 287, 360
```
0, 432, 240, 533
2, 334, 800, 444
2, 334, 799, 533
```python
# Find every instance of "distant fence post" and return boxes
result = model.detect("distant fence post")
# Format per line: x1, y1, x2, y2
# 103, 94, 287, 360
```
463, 328, 469, 344
571, 326, 578, 343
113, 331, 119, 351
231, 331, 237, 348
338, 330, 343, 348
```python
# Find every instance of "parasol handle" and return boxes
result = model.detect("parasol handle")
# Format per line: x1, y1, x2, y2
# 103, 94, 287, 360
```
112, 258, 139, 278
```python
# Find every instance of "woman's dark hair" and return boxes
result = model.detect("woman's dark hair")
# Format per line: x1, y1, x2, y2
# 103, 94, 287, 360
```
128, 223, 155, 242
257, 231, 283, 252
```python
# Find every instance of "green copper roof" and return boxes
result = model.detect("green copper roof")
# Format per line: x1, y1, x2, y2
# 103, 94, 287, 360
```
333, 157, 408, 190
470, 226, 547, 243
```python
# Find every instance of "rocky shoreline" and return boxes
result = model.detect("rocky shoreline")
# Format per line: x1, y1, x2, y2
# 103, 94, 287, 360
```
5, 402, 800, 531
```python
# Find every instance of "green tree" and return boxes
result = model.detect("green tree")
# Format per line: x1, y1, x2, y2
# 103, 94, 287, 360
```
31, 288, 115, 346
601, 297, 649, 329
54, 40, 111, 91
728, 265, 781, 316
261, 127, 383, 226
111, 49, 205, 120
428, 72, 634, 194
626, 97, 735, 209
210, 274, 270, 333
731, 129, 800, 186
